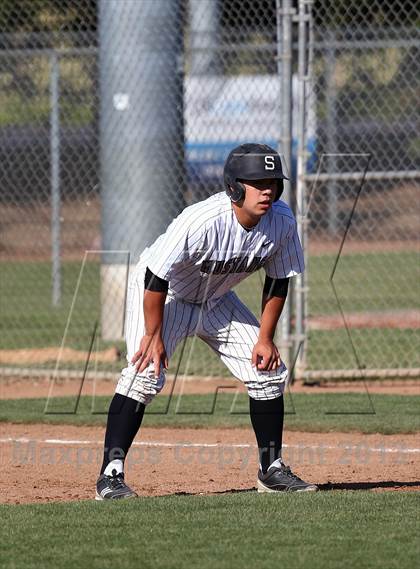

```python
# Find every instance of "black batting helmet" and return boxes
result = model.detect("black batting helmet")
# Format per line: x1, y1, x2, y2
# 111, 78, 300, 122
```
223, 143, 288, 203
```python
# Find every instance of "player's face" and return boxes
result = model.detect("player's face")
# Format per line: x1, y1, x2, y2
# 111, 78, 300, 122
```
241, 178, 277, 216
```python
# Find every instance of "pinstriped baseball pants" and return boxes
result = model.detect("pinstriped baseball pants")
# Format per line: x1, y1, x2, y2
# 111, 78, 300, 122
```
115, 263, 288, 405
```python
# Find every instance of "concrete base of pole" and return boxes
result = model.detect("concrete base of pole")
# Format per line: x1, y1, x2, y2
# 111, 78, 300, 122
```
100, 264, 130, 342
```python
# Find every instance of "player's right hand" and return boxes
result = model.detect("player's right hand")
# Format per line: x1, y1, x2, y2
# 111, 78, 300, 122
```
251, 339, 281, 371
131, 334, 168, 379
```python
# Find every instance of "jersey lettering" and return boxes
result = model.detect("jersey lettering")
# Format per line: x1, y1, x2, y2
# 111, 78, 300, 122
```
200, 256, 265, 275
145, 192, 304, 303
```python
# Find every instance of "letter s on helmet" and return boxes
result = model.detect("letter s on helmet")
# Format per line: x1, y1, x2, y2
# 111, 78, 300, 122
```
223, 143, 289, 203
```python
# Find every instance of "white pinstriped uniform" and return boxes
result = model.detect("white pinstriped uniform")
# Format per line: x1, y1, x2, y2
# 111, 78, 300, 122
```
116, 192, 304, 404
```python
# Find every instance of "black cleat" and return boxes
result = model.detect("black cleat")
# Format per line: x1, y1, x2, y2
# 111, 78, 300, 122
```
257, 461, 318, 493
95, 469, 138, 500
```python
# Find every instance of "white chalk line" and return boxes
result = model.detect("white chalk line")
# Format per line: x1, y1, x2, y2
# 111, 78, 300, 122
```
0, 437, 419, 454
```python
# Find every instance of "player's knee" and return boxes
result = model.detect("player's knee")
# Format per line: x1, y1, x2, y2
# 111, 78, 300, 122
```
115, 364, 165, 406
247, 383, 285, 400
246, 364, 288, 400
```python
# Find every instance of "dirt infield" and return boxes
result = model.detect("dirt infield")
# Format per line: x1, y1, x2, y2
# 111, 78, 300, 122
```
1, 423, 419, 504
1, 376, 420, 399
0, 347, 121, 366
1, 378, 419, 504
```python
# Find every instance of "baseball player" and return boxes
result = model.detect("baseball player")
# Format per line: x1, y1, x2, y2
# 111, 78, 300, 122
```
96, 143, 318, 500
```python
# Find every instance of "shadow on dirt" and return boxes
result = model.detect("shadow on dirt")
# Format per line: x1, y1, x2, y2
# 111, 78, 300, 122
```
318, 480, 420, 491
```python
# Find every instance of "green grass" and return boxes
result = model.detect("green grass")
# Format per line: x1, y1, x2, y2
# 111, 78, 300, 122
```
1, 493, 419, 569
0, 260, 101, 351
1, 252, 419, 372
1, 393, 419, 434
307, 251, 420, 315
306, 328, 420, 370
0, 88, 94, 127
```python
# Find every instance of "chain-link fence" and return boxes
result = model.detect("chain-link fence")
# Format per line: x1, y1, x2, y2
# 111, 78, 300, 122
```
0, 0, 287, 380
296, 0, 420, 379
0, 0, 418, 382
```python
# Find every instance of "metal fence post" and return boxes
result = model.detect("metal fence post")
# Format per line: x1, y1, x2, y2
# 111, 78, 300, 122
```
189, 0, 220, 75
277, 0, 295, 368
295, 0, 312, 378
50, 50, 61, 307
325, 29, 338, 236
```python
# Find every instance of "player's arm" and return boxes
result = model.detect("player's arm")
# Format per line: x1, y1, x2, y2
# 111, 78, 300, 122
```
252, 277, 289, 371
131, 268, 169, 378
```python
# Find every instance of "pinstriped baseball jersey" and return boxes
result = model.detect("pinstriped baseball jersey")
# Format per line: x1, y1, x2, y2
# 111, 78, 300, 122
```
144, 192, 304, 303
115, 190, 303, 405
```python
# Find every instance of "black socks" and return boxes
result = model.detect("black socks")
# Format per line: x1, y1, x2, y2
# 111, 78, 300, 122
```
249, 395, 284, 474
100, 393, 146, 475
101, 393, 284, 475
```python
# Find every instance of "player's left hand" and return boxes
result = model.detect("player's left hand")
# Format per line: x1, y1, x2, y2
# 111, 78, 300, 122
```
252, 340, 281, 371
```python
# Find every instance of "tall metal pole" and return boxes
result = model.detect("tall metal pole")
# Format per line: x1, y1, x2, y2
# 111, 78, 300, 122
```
99, 0, 186, 341
276, 0, 295, 368
50, 51, 61, 307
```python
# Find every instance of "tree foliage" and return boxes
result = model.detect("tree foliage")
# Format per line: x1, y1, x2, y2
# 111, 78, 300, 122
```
0, 0, 417, 39
0, 0, 97, 34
